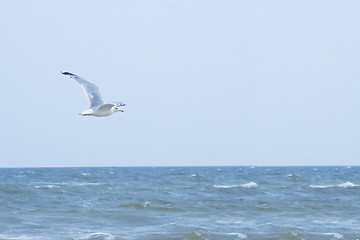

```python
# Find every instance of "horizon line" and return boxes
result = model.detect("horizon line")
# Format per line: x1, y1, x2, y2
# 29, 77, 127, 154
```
0, 165, 357, 169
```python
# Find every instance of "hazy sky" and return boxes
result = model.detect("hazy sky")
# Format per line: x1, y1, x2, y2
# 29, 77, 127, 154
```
1, 0, 360, 167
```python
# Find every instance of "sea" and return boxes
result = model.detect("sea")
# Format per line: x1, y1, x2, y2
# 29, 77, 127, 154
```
0, 167, 359, 240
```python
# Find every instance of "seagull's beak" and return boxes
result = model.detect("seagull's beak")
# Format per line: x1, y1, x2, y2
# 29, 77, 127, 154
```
119, 110, 124, 112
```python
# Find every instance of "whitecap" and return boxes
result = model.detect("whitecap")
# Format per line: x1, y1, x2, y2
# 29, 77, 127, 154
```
35, 185, 60, 189
72, 182, 103, 186
213, 182, 258, 189
226, 233, 247, 239
309, 185, 329, 189
143, 200, 151, 207
78, 232, 115, 240
0, 234, 43, 239
242, 182, 258, 188
338, 182, 358, 188
213, 185, 233, 189
322, 233, 343, 239
81, 173, 90, 176
310, 182, 359, 189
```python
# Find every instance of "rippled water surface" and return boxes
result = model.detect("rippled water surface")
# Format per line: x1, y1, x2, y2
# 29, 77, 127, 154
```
0, 167, 359, 239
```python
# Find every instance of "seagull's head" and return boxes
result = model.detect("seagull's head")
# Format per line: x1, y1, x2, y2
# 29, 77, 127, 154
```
114, 107, 124, 113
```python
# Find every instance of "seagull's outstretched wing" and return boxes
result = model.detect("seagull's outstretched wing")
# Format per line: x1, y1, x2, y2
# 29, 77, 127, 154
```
62, 72, 104, 109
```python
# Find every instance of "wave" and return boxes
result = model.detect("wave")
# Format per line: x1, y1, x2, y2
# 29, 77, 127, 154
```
0, 184, 29, 194
213, 182, 258, 189
162, 231, 248, 240
34, 182, 107, 187
77, 232, 115, 240
35, 185, 60, 189
0, 234, 44, 240
117, 201, 183, 212
309, 182, 360, 189
71, 182, 104, 187
226, 233, 247, 239
118, 200, 151, 209
322, 233, 343, 239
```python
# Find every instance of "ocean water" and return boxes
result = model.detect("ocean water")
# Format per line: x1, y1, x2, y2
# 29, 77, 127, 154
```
0, 167, 359, 240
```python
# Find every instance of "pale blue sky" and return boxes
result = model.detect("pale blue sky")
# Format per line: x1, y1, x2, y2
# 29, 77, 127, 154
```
1, 0, 360, 167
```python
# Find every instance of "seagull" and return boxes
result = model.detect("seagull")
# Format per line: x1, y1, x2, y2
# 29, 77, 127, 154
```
62, 71, 126, 117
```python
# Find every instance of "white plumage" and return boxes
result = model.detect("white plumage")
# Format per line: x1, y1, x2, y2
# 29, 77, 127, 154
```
62, 72, 126, 117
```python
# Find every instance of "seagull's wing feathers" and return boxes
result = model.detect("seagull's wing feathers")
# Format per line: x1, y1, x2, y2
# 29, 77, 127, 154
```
97, 103, 116, 111
62, 72, 104, 109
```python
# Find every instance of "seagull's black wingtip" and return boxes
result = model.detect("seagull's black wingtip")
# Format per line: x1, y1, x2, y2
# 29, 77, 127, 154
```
62, 71, 74, 76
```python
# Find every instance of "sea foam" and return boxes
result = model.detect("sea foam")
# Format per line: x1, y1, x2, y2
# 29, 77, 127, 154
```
310, 182, 359, 189
78, 232, 115, 240
226, 233, 247, 239
213, 182, 258, 189
322, 233, 343, 239
35, 185, 60, 189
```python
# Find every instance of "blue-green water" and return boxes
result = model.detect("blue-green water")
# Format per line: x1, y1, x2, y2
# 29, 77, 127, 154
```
0, 167, 359, 239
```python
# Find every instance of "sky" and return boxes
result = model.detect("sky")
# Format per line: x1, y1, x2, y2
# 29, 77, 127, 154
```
1, 0, 360, 167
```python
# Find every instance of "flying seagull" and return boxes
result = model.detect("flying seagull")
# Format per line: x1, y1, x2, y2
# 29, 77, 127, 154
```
62, 72, 126, 117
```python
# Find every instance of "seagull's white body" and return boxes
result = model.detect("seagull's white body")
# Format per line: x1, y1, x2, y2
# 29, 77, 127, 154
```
62, 72, 126, 117
79, 103, 121, 117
